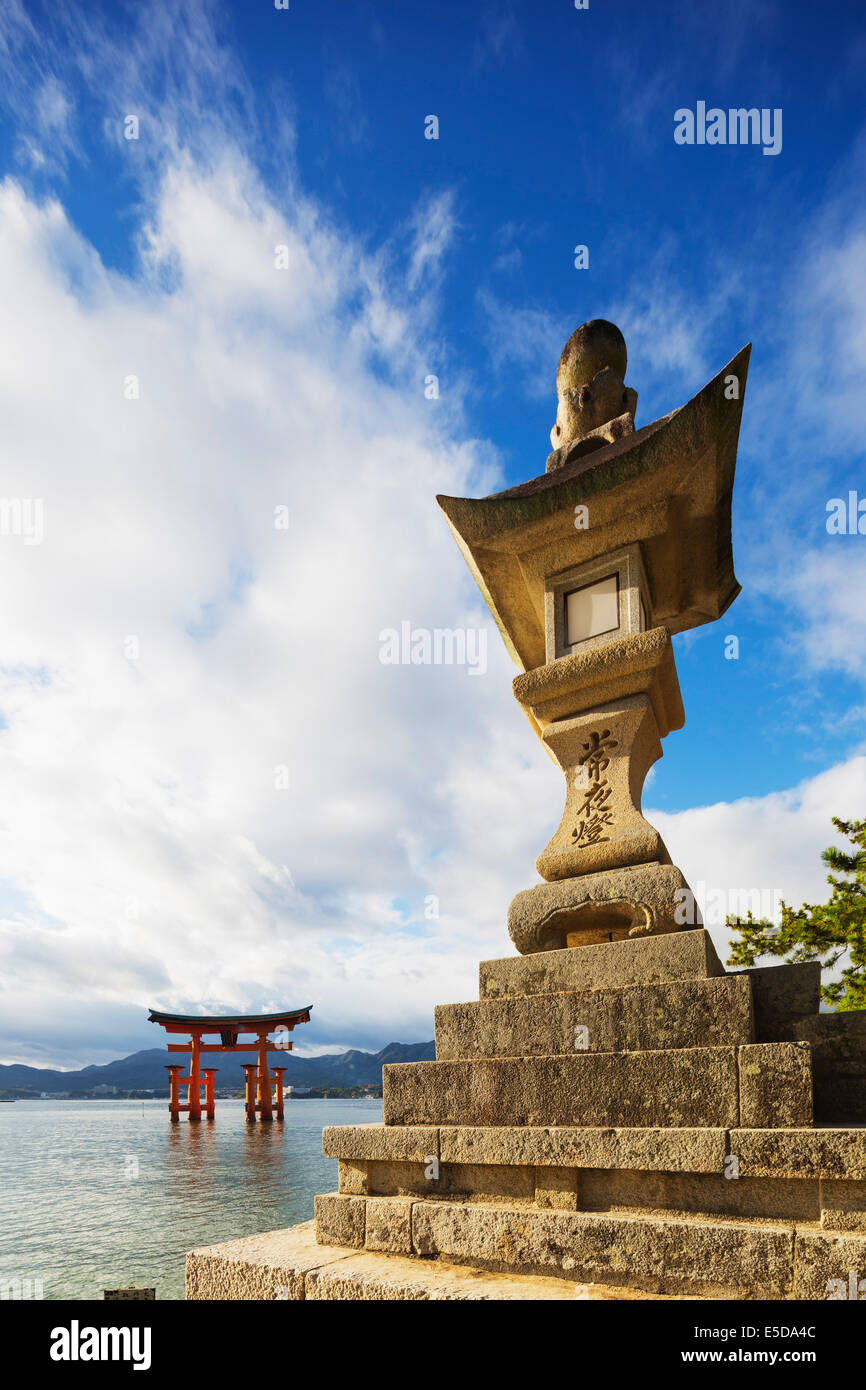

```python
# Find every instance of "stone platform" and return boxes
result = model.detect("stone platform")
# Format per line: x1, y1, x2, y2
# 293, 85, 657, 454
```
187, 930, 866, 1300
186, 1219, 694, 1300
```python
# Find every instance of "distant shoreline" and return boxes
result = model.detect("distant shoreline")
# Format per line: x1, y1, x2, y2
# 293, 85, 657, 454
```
0, 1087, 384, 1102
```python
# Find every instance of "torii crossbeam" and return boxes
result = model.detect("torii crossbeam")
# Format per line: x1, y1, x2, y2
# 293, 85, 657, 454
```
147, 1007, 312, 1123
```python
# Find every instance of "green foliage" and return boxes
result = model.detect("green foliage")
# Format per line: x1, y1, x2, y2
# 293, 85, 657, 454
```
726, 817, 866, 1011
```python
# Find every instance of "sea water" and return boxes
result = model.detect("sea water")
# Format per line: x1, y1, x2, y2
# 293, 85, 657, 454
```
0, 1097, 382, 1300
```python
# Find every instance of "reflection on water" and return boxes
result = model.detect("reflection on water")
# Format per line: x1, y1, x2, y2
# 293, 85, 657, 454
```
0, 1097, 382, 1301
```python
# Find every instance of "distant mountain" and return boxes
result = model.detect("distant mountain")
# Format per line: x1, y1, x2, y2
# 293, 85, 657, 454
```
0, 1041, 435, 1093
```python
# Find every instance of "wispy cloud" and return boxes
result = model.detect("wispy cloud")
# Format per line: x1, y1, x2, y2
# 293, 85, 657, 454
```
324, 61, 370, 149
406, 187, 459, 291
471, 0, 523, 71
476, 288, 568, 400
0, 0, 260, 185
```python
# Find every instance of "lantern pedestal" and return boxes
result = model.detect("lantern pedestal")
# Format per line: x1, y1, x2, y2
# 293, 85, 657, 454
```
535, 695, 668, 878
509, 622, 694, 947
507, 860, 693, 954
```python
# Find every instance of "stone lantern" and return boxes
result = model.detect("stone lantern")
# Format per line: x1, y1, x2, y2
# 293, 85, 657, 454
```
192, 321, 866, 1304
437, 320, 751, 953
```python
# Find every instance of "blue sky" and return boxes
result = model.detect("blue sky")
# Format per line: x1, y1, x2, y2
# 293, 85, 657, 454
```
0, 0, 864, 1067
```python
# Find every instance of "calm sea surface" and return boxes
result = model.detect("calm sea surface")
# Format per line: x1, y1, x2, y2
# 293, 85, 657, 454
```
0, 1097, 382, 1301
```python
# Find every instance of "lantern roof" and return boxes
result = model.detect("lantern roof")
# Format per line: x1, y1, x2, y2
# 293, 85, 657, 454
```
437, 344, 750, 674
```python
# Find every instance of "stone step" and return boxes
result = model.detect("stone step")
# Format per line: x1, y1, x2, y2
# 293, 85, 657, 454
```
327, 1128, 866, 1230
186, 1219, 690, 1300
435, 973, 753, 1060
323, 1122, 866, 1182
735, 962, 820, 1039
479, 928, 723, 1001
785, 1012, 866, 1123
313, 1194, 866, 1299
324, 1122, 726, 1173
382, 1043, 812, 1129
324, 1124, 866, 1234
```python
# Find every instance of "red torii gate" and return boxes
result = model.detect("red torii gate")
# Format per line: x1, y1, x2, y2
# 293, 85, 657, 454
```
147, 1007, 312, 1123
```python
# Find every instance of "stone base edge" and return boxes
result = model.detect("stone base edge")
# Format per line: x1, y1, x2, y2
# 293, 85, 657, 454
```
313, 1195, 866, 1300
185, 1219, 655, 1301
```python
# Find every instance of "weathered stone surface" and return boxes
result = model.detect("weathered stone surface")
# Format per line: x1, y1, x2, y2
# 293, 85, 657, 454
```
521, 608, 682, 729
789, 1011, 866, 1123
547, 319, 635, 458
305, 1251, 580, 1301
820, 1180, 866, 1233
355, 1159, 432, 1199
535, 1166, 579, 1210
508, 858, 693, 952
362, 1158, 536, 1202
792, 1230, 866, 1300
329, 1164, 822, 1228
731, 1127, 866, 1180
578, 1168, 819, 1223
437, 1163, 534, 1201
737, 1043, 813, 1127
338, 1159, 368, 1195
529, 693, 671, 885
186, 1219, 712, 1301
349, 1148, 866, 1229
814, 1078, 866, 1125
314, 1193, 365, 1249
345, 1157, 821, 1219
186, 1221, 348, 1301
187, 1220, 598, 1300
384, 1048, 741, 1129
435, 974, 753, 1060
323, 1123, 438, 1163
330, 1150, 540, 1203
364, 1197, 414, 1253
732, 962, 820, 1039
438, 334, 749, 953
479, 928, 724, 1000
792, 1009, 866, 1049
411, 1201, 793, 1298
724, 972, 864, 1128
438, 1125, 727, 1173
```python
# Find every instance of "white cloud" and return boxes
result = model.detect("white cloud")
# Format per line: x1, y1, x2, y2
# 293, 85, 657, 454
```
650, 754, 866, 968
784, 548, 866, 680
789, 221, 866, 457
407, 188, 459, 291
0, 150, 539, 1067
